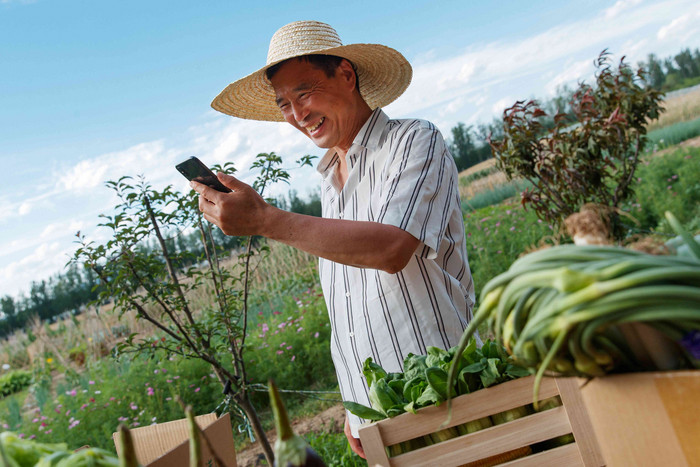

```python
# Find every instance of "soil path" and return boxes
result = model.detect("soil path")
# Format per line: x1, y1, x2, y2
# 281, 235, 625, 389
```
235, 404, 346, 467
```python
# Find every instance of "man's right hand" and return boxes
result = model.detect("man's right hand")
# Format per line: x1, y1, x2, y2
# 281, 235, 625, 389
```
344, 416, 366, 459
191, 172, 271, 237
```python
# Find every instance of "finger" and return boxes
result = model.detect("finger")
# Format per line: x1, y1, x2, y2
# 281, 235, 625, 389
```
217, 172, 246, 191
190, 180, 221, 202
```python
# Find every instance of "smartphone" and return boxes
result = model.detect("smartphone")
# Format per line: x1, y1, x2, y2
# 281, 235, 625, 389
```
176, 156, 232, 193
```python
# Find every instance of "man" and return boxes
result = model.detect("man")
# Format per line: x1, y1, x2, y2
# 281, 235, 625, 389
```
193, 20, 475, 458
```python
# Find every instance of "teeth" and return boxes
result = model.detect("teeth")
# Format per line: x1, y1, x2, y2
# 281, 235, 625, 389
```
308, 117, 324, 133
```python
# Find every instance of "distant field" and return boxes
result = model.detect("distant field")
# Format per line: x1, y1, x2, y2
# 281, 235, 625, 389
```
647, 84, 700, 131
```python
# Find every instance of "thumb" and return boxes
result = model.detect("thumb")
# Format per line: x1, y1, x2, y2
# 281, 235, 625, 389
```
217, 172, 245, 190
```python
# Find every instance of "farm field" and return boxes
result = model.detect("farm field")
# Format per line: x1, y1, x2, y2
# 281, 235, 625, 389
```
2, 87, 699, 466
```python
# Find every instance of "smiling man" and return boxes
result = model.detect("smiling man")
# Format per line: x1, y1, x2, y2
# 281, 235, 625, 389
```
194, 20, 475, 458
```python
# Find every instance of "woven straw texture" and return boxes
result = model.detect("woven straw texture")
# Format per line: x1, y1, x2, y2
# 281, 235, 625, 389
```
211, 21, 412, 122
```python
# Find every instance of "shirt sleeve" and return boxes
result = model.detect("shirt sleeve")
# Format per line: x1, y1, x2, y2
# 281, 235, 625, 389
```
376, 121, 458, 259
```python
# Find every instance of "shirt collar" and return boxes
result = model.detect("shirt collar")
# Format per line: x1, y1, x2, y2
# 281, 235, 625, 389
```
316, 108, 389, 177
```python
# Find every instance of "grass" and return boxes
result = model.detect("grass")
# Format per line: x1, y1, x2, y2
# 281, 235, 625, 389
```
645, 117, 700, 151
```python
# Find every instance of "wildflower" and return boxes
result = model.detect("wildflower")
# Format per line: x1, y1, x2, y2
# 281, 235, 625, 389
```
278, 322, 286, 329
46, 358, 53, 364
154, 369, 160, 374
297, 327, 304, 332
147, 387, 155, 396
45, 429, 52, 434
68, 420, 80, 429
32, 418, 39, 423
80, 404, 88, 410
314, 332, 320, 338
95, 391, 101, 395
2, 364, 10, 371
291, 355, 296, 362
194, 388, 200, 393
276, 350, 284, 355
286, 346, 292, 350
66, 389, 77, 397
261, 323, 269, 333
273, 311, 281, 315
89, 398, 95, 403
88, 380, 95, 385
510, 226, 516, 231
29, 435, 36, 440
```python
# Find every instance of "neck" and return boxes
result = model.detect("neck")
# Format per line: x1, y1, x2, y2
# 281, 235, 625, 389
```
333, 100, 373, 159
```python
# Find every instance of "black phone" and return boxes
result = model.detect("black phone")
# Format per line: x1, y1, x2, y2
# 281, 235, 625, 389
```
176, 156, 232, 193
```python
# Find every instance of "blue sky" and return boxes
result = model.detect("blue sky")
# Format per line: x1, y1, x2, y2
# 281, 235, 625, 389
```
1, 0, 699, 299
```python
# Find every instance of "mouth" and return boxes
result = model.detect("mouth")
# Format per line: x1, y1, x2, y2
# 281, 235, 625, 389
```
306, 117, 325, 135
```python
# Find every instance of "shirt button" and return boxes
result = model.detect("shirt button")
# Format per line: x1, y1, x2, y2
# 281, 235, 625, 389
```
345, 292, 351, 297
349, 332, 354, 338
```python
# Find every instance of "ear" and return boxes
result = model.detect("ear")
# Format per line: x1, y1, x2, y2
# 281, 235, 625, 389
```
337, 59, 358, 91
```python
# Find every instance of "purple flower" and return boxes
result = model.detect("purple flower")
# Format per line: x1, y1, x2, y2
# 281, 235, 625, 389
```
680, 331, 700, 359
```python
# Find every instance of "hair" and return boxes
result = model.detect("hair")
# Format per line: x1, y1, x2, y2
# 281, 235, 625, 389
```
265, 54, 360, 91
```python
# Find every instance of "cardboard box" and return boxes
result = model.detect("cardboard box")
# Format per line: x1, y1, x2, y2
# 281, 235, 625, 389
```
113, 412, 237, 467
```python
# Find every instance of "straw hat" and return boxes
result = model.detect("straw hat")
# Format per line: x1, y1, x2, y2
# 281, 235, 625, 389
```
211, 20, 413, 122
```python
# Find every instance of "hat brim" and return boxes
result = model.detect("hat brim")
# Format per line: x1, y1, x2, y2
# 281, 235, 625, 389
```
211, 43, 412, 122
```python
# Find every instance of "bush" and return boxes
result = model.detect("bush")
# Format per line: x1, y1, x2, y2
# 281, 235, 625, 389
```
0, 370, 32, 398
245, 287, 336, 409
306, 430, 366, 467
464, 201, 559, 294
628, 147, 700, 232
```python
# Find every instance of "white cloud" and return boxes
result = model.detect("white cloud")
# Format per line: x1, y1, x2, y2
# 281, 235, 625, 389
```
491, 97, 515, 116
545, 59, 594, 96
605, 0, 643, 19
657, 11, 700, 41
56, 140, 169, 193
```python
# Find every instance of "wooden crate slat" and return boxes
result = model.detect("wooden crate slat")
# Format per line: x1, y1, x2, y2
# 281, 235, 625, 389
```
499, 443, 584, 467
388, 406, 572, 467
556, 378, 605, 467
365, 376, 559, 447
359, 423, 391, 466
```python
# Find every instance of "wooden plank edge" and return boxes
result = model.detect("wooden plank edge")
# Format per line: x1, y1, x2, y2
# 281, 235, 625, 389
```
500, 443, 584, 467
556, 378, 605, 467
388, 406, 572, 467
370, 376, 559, 446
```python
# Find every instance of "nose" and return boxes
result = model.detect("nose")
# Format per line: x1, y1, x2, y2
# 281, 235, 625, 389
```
291, 101, 308, 126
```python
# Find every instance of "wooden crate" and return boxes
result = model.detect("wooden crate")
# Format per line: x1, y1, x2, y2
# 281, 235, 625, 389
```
358, 371, 700, 467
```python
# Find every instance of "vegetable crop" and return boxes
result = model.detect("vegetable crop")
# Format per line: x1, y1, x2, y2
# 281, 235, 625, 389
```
0, 431, 120, 467
343, 339, 530, 455
447, 212, 700, 408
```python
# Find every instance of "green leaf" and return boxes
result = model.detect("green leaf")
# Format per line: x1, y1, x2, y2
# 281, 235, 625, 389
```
342, 401, 386, 421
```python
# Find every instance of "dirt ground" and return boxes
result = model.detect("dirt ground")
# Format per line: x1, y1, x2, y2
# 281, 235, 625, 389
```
235, 404, 346, 467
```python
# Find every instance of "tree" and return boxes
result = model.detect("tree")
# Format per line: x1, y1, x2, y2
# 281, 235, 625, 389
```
489, 50, 664, 239
449, 123, 477, 171
72, 153, 314, 465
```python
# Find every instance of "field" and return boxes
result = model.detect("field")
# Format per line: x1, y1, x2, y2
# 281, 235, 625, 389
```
2, 88, 699, 466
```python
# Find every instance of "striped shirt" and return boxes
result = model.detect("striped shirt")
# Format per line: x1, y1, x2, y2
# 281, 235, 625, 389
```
316, 108, 476, 436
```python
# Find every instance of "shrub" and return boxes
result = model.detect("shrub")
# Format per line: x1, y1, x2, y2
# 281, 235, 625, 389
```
464, 201, 560, 293
628, 147, 700, 231
0, 370, 32, 398
489, 51, 664, 239
306, 430, 366, 467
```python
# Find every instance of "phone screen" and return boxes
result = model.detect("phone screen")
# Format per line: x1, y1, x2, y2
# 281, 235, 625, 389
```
176, 156, 232, 193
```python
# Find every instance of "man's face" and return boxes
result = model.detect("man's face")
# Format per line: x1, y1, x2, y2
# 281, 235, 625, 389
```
270, 58, 359, 153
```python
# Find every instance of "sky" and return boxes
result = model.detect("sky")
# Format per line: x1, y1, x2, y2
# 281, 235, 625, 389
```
1, 0, 699, 300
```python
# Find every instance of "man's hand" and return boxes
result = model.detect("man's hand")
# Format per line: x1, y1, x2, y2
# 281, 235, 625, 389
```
344, 416, 366, 459
191, 173, 270, 237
